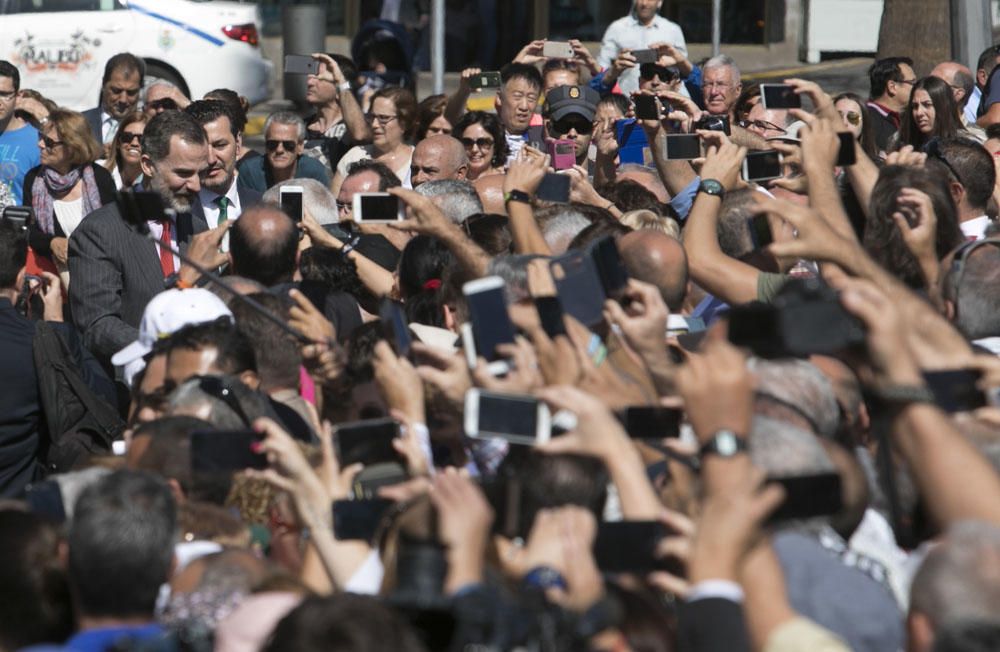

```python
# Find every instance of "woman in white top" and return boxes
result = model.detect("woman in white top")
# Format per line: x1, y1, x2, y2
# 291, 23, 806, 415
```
101, 111, 146, 190
331, 86, 418, 196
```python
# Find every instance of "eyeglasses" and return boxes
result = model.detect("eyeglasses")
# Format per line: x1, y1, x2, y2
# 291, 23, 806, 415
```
460, 136, 494, 150
897, 78, 918, 86
265, 139, 298, 152
366, 113, 398, 125
703, 81, 733, 91
336, 200, 352, 213
924, 138, 964, 187
550, 118, 593, 135
122, 131, 143, 144
147, 98, 178, 112
738, 119, 787, 135
39, 135, 64, 149
0, 90, 15, 102
839, 110, 862, 126
194, 375, 253, 426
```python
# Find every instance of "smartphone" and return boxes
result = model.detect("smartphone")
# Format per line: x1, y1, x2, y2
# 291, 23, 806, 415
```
279, 185, 303, 223
469, 71, 502, 89
742, 150, 784, 182
462, 276, 517, 375
284, 54, 319, 75
464, 389, 552, 445
749, 214, 773, 249
550, 250, 606, 328
760, 84, 802, 110
633, 94, 659, 120
352, 192, 405, 223
594, 521, 678, 573
588, 235, 629, 300
631, 48, 658, 64
664, 133, 701, 160
548, 139, 576, 170
766, 473, 843, 523
534, 296, 567, 338
836, 131, 857, 166
727, 303, 780, 352
615, 118, 651, 165
379, 298, 412, 358
1, 205, 33, 229
542, 41, 574, 59
332, 498, 395, 541
535, 173, 571, 203
923, 369, 987, 412
335, 418, 402, 467
615, 406, 682, 439
189, 430, 267, 473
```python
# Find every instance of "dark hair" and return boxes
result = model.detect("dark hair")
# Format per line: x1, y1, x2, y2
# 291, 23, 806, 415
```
0, 60, 20, 92
454, 111, 509, 169
977, 44, 1000, 76
986, 123, 1000, 140
462, 213, 512, 255
939, 138, 996, 210
602, 180, 662, 214
567, 218, 632, 250
165, 316, 257, 375
0, 510, 73, 650
833, 92, 878, 161
131, 415, 213, 496
231, 292, 301, 392
415, 93, 449, 141
263, 594, 426, 652
371, 87, 418, 141
328, 53, 358, 92
0, 219, 28, 289
897, 76, 963, 149
500, 62, 543, 92
735, 82, 762, 121
229, 205, 299, 286
300, 247, 369, 299
204, 88, 249, 133
597, 93, 631, 118
69, 470, 176, 619
342, 321, 385, 393
346, 159, 403, 191
933, 619, 1000, 652
102, 52, 145, 85
142, 109, 207, 163
865, 164, 964, 288
868, 56, 914, 99
942, 243, 1000, 340
398, 235, 455, 327
716, 187, 756, 259
606, 582, 676, 652
107, 111, 147, 173
184, 99, 239, 138
542, 58, 582, 84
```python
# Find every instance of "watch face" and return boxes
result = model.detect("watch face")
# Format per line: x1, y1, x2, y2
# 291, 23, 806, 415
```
717, 433, 737, 455
701, 180, 723, 195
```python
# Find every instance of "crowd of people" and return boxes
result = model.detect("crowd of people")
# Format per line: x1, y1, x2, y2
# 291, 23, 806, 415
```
4, 0, 1000, 650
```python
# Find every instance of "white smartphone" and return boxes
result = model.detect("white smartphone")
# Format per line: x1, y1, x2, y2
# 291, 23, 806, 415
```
279, 185, 304, 223
464, 389, 552, 445
462, 276, 516, 376
351, 192, 405, 223
741, 150, 784, 183
542, 41, 575, 59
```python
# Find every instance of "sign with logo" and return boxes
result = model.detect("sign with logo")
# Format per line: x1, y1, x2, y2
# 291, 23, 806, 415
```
11, 31, 99, 74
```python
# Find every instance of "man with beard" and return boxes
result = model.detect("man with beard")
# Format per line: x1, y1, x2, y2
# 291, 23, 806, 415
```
184, 100, 261, 252
69, 110, 224, 366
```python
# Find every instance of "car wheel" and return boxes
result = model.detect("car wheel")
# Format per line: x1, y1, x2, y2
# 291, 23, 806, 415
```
144, 62, 190, 98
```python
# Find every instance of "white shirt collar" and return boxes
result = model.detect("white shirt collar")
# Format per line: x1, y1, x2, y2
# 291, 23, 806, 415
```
198, 176, 241, 212
960, 214, 991, 240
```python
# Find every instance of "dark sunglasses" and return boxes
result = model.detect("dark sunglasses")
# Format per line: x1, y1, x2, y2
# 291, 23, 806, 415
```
639, 64, 679, 82
122, 132, 143, 144
40, 135, 64, 149
460, 136, 494, 150
841, 110, 862, 126
266, 139, 298, 152
194, 375, 253, 426
550, 118, 593, 135
148, 98, 178, 112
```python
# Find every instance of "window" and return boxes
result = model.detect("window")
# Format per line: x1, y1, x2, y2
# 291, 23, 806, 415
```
6, 0, 121, 12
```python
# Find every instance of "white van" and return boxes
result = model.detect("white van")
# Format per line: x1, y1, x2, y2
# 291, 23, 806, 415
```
0, 0, 272, 110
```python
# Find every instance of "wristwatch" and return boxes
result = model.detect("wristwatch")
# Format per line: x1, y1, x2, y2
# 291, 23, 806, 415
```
698, 178, 725, 199
698, 429, 748, 458
504, 189, 532, 205
337, 81, 351, 92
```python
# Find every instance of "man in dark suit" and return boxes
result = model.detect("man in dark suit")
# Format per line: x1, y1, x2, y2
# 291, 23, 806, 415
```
184, 99, 262, 250
81, 53, 144, 146
69, 110, 228, 364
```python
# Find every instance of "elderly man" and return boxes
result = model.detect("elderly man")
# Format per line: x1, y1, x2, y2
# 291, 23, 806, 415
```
410, 135, 469, 188
702, 54, 742, 118
236, 112, 331, 192
143, 80, 190, 118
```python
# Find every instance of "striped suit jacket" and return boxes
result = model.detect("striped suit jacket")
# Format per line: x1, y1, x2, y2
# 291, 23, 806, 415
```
68, 203, 207, 362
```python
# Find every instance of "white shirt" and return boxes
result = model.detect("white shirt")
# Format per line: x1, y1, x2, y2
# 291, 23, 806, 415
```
964, 86, 981, 125
597, 13, 688, 95
100, 110, 119, 144
53, 196, 84, 238
198, 180, 242, 253
145, 215, 180, 271
961, 214, 992, 241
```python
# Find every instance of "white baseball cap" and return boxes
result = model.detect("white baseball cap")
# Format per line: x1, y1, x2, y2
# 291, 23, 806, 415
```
111, 288, 233, 369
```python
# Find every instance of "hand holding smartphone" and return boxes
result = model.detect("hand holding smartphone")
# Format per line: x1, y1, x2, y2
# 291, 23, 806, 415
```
352, 192, 405, 223
335, 418, 403, 467
284, 54, 319, 75
469, 71, 502, 89
279, 185, 304, 223
461, 276, 517, 375
760, 84, 802, 110
464, 389, 552, 445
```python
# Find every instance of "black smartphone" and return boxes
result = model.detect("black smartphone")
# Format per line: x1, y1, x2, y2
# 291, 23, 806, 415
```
379, 298, 412, 358
469, 71, 502, 89
594, 521, 677, 573
462, 276, 517, 372
534, 296, 567, 339
742, 150, 783, 182
116, 189, 168, 227
727, 303, 780, 351
550, 250, 606, 328
332, 498, 395, 541
284, 54, 319, 75
749, 214, 773, 249
695, 114, 731, 136
335, 418, 402, 467
279, 185, 303, 223
631, 48, 658, 64
588, 235, 629, 300
836, 132, 857, 166
536, 173, 571, 203
664, 133, 701, 160
760, 84, 802, 110
615, 406, 682, 439
923, 369, 987, 413
633, 94, 659, 120
1, 205, 34, 229
767, 473, 843, 523
189, 430, 267, 473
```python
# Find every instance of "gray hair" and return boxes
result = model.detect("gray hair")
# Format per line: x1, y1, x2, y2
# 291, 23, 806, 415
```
749, 415, 836, 477
749, 358, 841, 439
414, 179, 483, 223
703, 54, 742, 85
541, 208, 590, 255
910, 521, 1000, 628
263, 178, 339, 225
487, 254, 547, 303
264, 111, 306, 141
141, 79, 179, 104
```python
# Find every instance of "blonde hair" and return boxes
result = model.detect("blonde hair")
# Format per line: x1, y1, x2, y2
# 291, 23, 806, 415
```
46, 108, 103, 167
619, 209, 681, 239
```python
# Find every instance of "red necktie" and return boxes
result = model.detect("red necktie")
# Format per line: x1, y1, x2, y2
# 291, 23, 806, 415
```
159, 219, 175, 277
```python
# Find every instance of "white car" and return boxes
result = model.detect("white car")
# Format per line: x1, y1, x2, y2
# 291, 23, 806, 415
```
0, 0, 272, 110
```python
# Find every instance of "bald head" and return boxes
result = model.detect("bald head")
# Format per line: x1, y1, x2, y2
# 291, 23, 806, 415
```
229, 204, 299, 286
474, 172, 507, 215
411, 135, 469, 188
618, 229, 688, 311
931, 61, 975, 106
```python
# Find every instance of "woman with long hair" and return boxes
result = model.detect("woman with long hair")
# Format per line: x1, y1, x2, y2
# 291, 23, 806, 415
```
833, 92, 878, 161
101, 111, 146, 190
894, 76, 964, 151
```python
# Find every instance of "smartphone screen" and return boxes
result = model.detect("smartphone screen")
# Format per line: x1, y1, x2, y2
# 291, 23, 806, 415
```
923, 369, 987, 412
335, 418, 401, 467
633, 95, 659, 120
280, 187, 303, 223
631, 48, 658, 64
550, 250, 606, 327
534, 296, 567, 338
284, 54, 319, 75
615, 407, 682, 439
743, 150, 783, 182
760, 84, 802, 110
767, 473, 843, 523
469, 71, 501, 89
189, 430, 267, 473
379, 299, 412, 358
536, 173, 571, 203
749, 214, 773, 249
836, 131, 857, 166
594, 521, 672, 573
588, 235, 629, 299
354, 193, 403, 223
466, 390, 549, 444
664, 134, 701, 160
332, 498, 395, 541
727, 303, 780, 352
464, 279, 516, 362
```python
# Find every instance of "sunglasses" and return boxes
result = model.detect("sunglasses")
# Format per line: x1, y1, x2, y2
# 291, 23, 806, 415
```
460, 136, 494, 150
266, 139, 298, 152
839, 110, 861, 126
40, 135, 64, 149
122, 132, 143, 144
147, 98, 178, 112
640, 66, 678, 82
550, 118, 593, 135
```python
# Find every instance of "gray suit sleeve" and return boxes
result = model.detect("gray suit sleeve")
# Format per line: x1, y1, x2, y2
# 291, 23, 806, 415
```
68, 213, 138, 360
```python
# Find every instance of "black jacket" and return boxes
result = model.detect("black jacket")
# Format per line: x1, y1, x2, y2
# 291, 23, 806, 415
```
22, 163, 117, 257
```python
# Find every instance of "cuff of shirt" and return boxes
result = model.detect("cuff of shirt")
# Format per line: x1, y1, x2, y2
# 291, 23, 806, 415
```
686, 579, 745, 604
